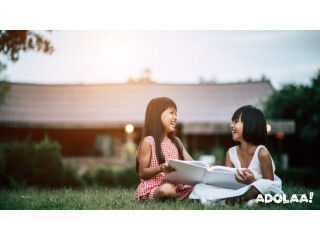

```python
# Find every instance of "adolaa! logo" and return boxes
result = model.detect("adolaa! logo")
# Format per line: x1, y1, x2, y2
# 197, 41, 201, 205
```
255, 192, 314, 204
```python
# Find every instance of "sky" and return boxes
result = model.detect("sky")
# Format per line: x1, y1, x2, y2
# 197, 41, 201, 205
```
2, 30, 320, 89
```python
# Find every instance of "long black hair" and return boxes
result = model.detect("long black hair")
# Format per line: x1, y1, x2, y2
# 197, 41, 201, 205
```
232, 105, 267, 145
136, 97, 184, 172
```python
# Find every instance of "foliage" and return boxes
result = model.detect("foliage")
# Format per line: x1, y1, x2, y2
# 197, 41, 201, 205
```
263, 69, 320, 166
1, 140, 35, 186
127, 68, 155, 83
82, 171, 95, 186
90, 165, 140, 188
62, 165, 86, 188
192, 150, 206, 160
93, 166, 116, 187
116, 167, 140, 187
0, 30, 54, 73
0, 138, 66, 187
0, 80, 11, 104
0, 137, 140, 188
276, 168, 320, 188
33, 137, 64, 186
209, 143, 226, 165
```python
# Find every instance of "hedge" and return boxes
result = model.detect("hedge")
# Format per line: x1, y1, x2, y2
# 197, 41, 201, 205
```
0, 138, 82, 188
0, 138, 140, 188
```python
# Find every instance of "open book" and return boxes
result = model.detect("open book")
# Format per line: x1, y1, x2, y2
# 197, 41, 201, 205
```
164, 159, 246, 190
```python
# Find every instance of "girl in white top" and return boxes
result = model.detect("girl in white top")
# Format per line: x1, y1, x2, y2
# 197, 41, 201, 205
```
189, 105, 283, 205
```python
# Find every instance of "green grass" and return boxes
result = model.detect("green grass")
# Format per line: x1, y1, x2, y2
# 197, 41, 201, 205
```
0, 184, 319, 210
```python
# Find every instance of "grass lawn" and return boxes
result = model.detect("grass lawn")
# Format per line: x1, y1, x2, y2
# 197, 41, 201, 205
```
0, 184, 319, 210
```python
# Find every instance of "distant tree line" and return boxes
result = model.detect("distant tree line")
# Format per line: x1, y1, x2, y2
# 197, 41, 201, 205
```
127, 68, 155, 83
264, 69, 320, 167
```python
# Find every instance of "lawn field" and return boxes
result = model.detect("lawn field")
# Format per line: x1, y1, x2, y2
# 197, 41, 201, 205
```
0, 184, 319, 210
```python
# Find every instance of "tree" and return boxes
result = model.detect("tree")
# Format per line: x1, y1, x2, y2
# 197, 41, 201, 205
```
127, 68, 155, 83
0, 30, 54, 73
264, 69, 320, 167
0, 31, 54, 104
0, 80, 10, 104
199, 76, 217, 84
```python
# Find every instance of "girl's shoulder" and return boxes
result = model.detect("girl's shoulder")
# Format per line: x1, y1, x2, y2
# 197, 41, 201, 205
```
136, 137, 154, 158
228, 146, 237, 151
256, 145, 270, 156
257, 146, 271, 158
142, 136, 155, 143
256, 145, 272, 164
227, 146, 237, 155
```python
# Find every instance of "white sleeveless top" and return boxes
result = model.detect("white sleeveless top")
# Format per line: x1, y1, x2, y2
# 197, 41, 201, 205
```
189, 145, 283, 203
228, 145, 278, 182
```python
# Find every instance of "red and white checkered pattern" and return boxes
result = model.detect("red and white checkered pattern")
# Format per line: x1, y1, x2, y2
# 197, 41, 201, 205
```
136, 136, 194, 201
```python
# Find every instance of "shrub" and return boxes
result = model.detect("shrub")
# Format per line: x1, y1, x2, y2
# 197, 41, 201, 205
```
116, 167, 140, 188
0, 145, 6, 184
62, 165, 86, 188
1, 140, 35, 186
33, 138, 64, 187
209, 144, 226, 165
192, 150, 206, 160
276, 167, 320, 188
93, 166, 116, 187
0, 138, 65, 188
82, 171, 95, 186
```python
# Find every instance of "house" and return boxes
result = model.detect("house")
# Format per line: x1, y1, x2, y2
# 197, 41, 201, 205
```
0, 81, 295, 164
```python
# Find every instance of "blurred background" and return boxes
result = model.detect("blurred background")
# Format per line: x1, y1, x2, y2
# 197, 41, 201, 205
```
0, 30, 319, 188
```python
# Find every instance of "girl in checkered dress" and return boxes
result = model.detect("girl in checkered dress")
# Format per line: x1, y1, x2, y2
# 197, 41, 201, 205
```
136, 97, 194, 201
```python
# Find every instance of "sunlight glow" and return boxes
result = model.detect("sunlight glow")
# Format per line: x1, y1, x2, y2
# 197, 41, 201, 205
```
267, 124, 272, 133
125, 124, 134, 134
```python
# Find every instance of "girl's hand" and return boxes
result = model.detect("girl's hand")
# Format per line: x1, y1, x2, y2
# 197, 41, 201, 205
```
160, 163, 176, 174
235, 168, 256, 185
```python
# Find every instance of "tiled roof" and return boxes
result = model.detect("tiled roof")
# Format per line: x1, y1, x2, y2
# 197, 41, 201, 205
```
0, 81, 275, 129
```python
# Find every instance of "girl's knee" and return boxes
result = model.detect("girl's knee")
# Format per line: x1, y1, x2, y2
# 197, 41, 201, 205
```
155, 183, 177, 199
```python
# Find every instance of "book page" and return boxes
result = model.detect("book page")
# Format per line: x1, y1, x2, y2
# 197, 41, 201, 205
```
180, 160, 209, 169
203, 170, 246, 190
164, 159, 207, 186
208, 166, 245, 172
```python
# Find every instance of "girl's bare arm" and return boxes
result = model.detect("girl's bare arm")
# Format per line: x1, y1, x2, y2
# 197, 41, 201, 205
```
138, 138, 175, 179
258, 148, 274, 181
225, 150, 234, 167
176, 137, 193, 161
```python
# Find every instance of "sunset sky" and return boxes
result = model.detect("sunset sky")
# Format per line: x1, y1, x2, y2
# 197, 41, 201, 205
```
2, 30, 320, 89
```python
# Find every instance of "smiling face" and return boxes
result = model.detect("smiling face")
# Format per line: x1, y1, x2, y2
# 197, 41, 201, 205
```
230, 115, 244, 142
161, 107, 177, 135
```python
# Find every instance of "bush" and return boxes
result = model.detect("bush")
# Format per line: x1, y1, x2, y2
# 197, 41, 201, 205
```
82, 171, 95, 186
209, 144, 226, 165
33, 138, 64, 187
192, 150, 206, 160
0, 138, 65, 188
93, 166, 116, 187
0, 145, 6, 184
0, 140, 35, 186
62, 165, 86, 188
276, 168, 320, 188
116, 167, 140, 188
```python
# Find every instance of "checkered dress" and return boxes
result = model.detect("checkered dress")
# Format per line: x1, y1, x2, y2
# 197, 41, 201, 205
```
136, 136, 194, 201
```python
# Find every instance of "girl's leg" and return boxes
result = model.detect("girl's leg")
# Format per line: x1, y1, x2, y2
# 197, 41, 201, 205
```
225, 186, 260, 205
153, 183, 177, 201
